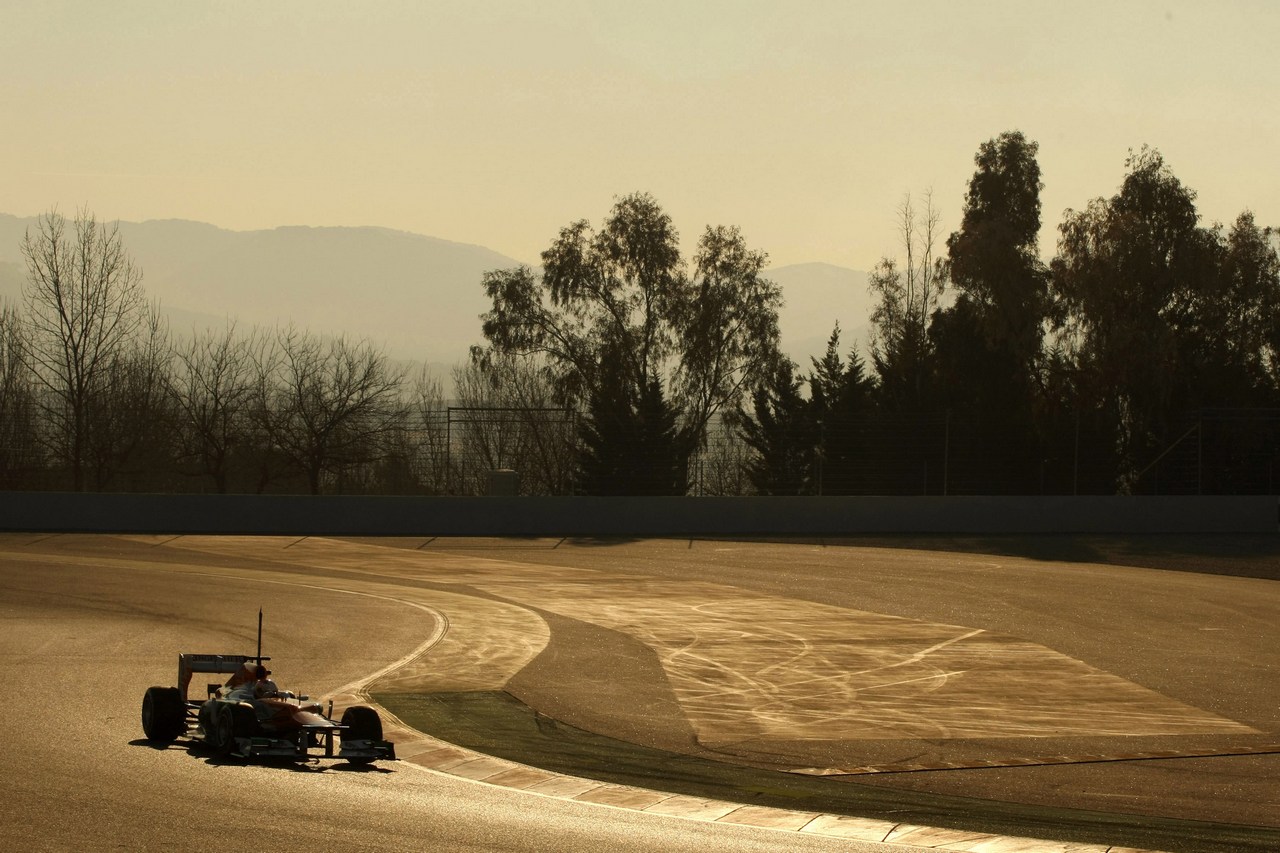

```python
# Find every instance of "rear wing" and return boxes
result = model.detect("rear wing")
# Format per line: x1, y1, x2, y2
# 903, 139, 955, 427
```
178, 653, 270, 700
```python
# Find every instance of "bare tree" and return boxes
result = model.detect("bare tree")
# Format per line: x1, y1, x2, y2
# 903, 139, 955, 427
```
688, 411, 753, 496
170, 322, 264, 493
260, 328, 406, 494
20, 209, 147, 489
404, 365, 450, 494
0, 302, 41, 487
868, 191, 945, 410
450, 354, 576, 495
83, 303, 175, 490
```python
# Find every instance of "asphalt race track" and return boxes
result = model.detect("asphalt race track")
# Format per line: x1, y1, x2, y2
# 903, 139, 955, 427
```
2, 533, 1278, 852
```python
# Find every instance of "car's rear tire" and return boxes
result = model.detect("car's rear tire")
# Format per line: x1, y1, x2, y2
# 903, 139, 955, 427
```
340, 705, 383, 765
141, 686, 186, 742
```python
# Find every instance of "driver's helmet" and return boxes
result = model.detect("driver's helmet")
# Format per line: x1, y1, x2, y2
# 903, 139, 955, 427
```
252, 664, 279, 697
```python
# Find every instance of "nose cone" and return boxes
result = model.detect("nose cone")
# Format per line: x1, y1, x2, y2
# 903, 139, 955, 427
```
294, 710, 336, 728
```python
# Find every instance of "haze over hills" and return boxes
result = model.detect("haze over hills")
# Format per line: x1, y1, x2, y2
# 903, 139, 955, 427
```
767, 262, 875, 369
0, 213, 872, 371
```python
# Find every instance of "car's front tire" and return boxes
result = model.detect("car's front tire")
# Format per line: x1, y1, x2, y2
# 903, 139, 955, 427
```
141, 686, 186, 742
211, 703, 237, 756
340, 705, 383, 765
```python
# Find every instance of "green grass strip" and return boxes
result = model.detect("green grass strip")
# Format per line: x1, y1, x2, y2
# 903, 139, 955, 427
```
377, 690, 1280, 853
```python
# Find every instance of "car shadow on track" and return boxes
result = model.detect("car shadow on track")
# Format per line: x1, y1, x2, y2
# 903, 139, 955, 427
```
125, 738, 394, 773
128, 738, 181, 752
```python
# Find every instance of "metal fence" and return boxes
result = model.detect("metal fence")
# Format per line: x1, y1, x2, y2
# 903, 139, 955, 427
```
440, 406, 577, 496
4, 404, 1280, 496
688, 408, 1280, 497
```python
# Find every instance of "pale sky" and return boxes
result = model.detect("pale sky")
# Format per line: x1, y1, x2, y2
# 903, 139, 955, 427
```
2, 1, 1277, 270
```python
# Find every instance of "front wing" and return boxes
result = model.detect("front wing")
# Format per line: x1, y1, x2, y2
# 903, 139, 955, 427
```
227, 725, 397, 762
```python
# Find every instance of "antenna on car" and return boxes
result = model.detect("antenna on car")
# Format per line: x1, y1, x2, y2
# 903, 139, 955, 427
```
256, 608, 263, 663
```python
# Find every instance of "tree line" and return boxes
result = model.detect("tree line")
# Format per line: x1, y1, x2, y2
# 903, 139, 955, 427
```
2, 131, 1278, 496
476, 132, 1280, 496
737, 136, 1280, 496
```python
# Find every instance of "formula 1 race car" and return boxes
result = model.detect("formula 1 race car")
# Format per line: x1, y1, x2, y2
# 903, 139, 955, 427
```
140, 620, 396, 765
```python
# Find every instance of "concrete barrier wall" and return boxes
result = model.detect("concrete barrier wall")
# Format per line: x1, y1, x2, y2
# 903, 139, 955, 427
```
0, 492, 1275, 536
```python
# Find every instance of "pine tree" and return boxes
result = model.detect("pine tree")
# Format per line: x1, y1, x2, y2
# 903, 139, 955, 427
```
738, 359, 813, 495
632, 376, 688, 495
808, 325, 875, 495
576, 352, 689, 495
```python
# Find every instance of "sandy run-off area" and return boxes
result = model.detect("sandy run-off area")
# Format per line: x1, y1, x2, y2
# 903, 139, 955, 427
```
94, 535, 1261, 778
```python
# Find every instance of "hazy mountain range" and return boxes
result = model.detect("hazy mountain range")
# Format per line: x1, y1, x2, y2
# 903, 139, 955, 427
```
0, 213, 873, 372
